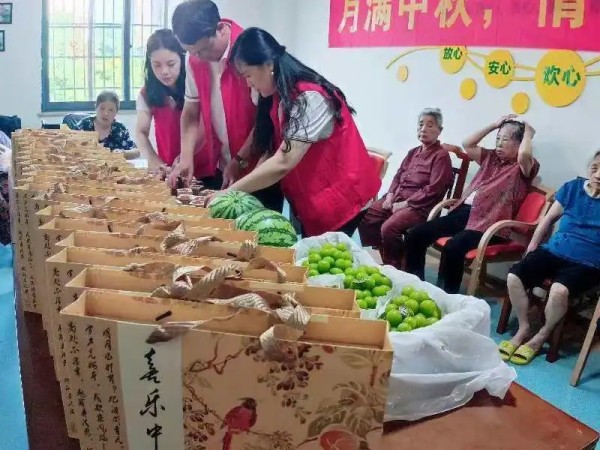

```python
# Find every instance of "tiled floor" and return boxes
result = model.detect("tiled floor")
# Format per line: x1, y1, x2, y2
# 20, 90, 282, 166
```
0, 245, 27, 450
0, 242, 598, 449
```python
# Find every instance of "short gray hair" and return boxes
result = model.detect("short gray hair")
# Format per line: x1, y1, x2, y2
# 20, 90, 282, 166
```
419, 108, 443, 128
96, 90, 120, 111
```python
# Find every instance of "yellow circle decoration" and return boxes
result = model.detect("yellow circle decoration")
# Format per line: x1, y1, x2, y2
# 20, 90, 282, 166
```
511, 92, 530, 114
397, 65, 409, 82
535, 50, 586, 107
439, 46, 468, 74
484, 50, 515, 88
460, 78, 477, 100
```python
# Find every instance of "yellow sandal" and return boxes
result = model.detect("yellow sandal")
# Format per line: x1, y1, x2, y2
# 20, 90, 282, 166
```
509, 345, 539, 365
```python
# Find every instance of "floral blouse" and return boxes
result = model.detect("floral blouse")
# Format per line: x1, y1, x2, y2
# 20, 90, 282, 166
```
74, 116, 136, 152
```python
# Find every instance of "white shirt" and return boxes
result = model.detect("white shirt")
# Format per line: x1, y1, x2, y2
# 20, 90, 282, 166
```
185, 31, 232, 169
464, 189, 478, 205
278, 91, 334, 142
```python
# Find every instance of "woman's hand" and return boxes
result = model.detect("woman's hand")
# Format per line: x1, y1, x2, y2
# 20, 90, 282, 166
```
523, 121, 536, 139
222, 159, 241, 189
168, 156, 194, 188
525, 242, 538, 255
204, 189, 228, 207
382, 193, 394, 210
493, 114, 518, 129
392, 201, 408, 213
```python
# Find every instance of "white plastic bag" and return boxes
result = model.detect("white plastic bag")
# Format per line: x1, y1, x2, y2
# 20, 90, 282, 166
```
375, 263, 514, 421
293, 232, 516, 421
385, 327, 516, 421
293, 232, 391, 319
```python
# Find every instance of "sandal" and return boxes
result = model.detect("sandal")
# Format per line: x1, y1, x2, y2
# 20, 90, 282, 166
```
509, 344, 539, 365
498, 341, 518, 362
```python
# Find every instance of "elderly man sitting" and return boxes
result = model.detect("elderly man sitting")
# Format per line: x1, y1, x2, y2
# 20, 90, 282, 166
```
404, 114, 540, 294
359, 108, 454, 268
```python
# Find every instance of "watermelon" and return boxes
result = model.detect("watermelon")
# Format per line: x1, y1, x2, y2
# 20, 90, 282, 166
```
235, 208, 298, 247
207, 191, 264, 220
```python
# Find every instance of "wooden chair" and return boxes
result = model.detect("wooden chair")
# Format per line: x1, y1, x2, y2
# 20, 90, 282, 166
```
428, 184, 554, 296
369, 145, 469, 254
571, 295, 600, 385
497, 279, 599, 364
367, 147, 392, 202
444, 144, 470, 200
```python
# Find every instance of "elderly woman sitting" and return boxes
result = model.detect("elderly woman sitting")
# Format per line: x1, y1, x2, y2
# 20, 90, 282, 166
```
404, 114, 539, 294
499, 151, 600, 365
358, 108, 454, 268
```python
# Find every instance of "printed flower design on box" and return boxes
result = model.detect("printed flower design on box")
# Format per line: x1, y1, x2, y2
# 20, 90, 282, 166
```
182, 335, 390, 450
245, 341, 331, 424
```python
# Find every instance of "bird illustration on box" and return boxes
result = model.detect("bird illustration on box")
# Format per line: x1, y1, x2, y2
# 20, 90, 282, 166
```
222, 398, 258, 450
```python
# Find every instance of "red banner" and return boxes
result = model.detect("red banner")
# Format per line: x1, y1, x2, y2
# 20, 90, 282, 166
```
329, 0, 600, 51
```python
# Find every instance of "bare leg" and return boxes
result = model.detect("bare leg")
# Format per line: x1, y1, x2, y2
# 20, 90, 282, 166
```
525, 283, 569, 351
506, 274, 532, 346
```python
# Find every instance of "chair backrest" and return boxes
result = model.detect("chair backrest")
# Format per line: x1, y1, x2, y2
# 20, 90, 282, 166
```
62, 113, 92, 130
367, 147, 392, 181
511, 184, 554, 241
0, 115, 21, 137
444, 144, 471, 200
516, 184, 553, 223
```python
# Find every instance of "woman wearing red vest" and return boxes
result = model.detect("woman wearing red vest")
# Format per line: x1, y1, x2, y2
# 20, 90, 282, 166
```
217, 27, 381, 237
135, 29, 189, 171
169, 0, 283, 212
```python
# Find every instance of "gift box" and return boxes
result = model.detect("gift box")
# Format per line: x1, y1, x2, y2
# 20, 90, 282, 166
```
60, 290, 392, 450
55, 229, 295, 264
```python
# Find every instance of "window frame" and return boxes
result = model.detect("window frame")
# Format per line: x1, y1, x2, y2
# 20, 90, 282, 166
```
41, 0, 169, 112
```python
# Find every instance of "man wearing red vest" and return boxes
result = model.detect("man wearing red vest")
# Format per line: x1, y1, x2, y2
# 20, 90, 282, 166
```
170, 0, 283, 211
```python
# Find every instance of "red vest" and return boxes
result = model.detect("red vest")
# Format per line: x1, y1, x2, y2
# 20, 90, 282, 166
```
141, 92, 182, 166
270, 82, 381, 236
188, 19, 256, 178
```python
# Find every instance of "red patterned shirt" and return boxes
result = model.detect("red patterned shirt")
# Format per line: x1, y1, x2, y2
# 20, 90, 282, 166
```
388, 141, 453, 217
454, 149, 539, 235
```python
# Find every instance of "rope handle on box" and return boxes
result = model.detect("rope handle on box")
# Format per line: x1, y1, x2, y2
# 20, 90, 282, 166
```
123, 255, 287, 284
145, 290, 310, 362
158, 225, 258, 262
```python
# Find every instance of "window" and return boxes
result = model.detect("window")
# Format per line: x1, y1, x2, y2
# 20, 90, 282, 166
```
42, 0, 182, 112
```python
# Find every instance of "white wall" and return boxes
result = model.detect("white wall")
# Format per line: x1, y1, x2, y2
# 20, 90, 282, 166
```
0, 0, 293, 131
1, 0, 596, 191
290, 0, 599, 191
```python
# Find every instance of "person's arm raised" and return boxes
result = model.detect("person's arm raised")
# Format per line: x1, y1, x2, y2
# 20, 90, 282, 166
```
517, 122, 536, 178
462, 114, 517, 164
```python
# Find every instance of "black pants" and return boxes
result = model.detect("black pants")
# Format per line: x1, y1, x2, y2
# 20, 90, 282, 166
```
405, 205, 503, 294
510, 247, 600, 297
199, 171, 284, 214
295, 209, 367, 238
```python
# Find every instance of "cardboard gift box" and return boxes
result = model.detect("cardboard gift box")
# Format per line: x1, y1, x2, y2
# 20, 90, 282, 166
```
66, 266, 360, 319
60, 290, 392, 450
46, 247, 307, 438
36, 204, 226, 229
33, 218, 255, 334
55, 230, 295, 264
33, 194, 206, 219
13, 183, 175, 313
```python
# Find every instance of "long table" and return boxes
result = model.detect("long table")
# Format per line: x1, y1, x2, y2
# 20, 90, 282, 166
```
16, 308, 599, 450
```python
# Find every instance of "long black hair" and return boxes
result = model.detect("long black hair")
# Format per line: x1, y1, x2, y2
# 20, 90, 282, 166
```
230, 27, 355, 155
143, 29, 186, 110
